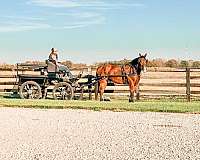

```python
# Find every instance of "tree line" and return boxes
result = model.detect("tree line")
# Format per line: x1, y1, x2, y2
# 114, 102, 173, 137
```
147, 59, 200, 68
0, 60, 87, 70
95, 58, 200, 68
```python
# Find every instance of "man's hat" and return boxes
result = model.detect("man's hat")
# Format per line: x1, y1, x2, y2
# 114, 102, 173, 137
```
51, 48, 58, 52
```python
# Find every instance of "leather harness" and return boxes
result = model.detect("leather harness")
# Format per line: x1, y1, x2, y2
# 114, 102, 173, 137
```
97, 63, 140, 84
121, 63, 139, 84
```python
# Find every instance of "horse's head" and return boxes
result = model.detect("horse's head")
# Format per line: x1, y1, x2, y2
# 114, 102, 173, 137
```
138, 53, 148, 73
130, 53, 148, 74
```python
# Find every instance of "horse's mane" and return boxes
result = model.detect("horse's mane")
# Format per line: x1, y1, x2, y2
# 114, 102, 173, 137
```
130, 56, 146, 66
129, 57, 142, 75
130, 57, 139, 66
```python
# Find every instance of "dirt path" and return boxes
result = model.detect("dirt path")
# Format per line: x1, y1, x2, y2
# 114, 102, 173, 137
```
0, 107, 200, 160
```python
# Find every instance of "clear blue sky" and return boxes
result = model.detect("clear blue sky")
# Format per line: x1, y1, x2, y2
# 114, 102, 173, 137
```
0, 0, 200, 64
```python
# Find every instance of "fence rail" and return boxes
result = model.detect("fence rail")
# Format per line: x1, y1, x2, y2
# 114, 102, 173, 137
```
0, 67, 200, 101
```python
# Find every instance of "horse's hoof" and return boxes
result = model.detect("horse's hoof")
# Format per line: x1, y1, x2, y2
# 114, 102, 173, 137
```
103, 97, 111, 101
129, 99, 134, 103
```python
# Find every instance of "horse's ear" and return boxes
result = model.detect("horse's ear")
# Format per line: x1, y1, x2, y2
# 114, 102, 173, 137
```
139, 53, 142, 57
144, 53, 147, 57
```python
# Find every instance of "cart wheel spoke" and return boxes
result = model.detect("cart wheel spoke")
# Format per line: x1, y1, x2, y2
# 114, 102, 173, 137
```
24, 85, 28, 91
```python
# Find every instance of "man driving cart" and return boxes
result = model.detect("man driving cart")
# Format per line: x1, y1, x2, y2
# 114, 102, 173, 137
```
48, 48, 73, 79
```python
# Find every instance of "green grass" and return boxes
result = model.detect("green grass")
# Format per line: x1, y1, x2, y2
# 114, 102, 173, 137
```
0, 95, 200, 113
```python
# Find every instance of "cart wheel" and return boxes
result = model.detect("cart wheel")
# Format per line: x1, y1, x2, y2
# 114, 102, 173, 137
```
19, 81, 42, 99
53, 82, 74, 100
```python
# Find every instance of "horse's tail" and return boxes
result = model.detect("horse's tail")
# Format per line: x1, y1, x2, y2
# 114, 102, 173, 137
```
95, 65, 106, 99
95, 64, 109, 100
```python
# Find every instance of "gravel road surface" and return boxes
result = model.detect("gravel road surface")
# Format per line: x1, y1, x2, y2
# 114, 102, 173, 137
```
0, 107, 200, 160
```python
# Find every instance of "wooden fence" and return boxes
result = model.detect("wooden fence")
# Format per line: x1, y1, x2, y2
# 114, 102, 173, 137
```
92, 67, 200, 101
0, 67, 200, 101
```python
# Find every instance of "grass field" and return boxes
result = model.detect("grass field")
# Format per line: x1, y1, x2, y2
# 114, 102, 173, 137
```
0, 94, 200, 113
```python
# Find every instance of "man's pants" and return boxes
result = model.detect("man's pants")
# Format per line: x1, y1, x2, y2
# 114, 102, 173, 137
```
58, 64, 73, 79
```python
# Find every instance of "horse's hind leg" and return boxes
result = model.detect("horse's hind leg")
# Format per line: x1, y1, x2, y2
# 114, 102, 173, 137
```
99, 79, 107, 101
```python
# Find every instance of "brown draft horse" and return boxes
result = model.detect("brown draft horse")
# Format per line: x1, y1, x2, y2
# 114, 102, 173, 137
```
96, 53, 148, 102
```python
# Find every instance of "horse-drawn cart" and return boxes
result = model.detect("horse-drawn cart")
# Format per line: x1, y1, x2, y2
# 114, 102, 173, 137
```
16, 61, 95, 100
15, 53, 147, 102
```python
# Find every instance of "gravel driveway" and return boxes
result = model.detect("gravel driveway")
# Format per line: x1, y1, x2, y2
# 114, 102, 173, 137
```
0, 107, 200, 160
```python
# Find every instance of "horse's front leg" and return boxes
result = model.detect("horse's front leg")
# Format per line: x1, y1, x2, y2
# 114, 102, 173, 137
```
129, 90, 134, 102
135, 76, 141, 101
135, 85, 140, 100
99, 79, 107, 101
128, 80, 135, 102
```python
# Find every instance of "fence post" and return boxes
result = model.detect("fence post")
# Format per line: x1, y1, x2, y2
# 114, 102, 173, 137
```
79, 87, 83, 100
16, 63, 19, 76
88, 75, 92, 100
186, 68, 191, 102
87, 67, 92, 100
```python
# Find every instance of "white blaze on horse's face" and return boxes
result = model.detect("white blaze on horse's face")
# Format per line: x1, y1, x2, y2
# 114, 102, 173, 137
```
142, 66, 147, 73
